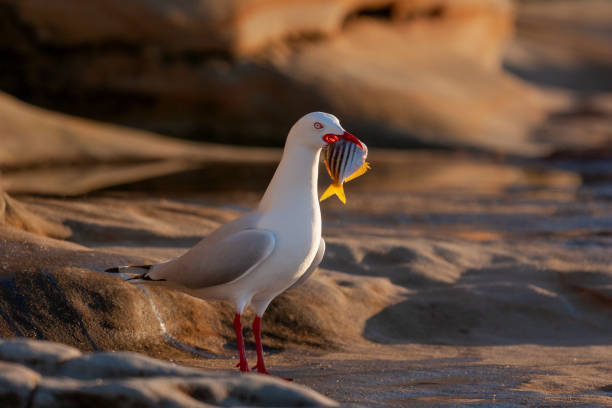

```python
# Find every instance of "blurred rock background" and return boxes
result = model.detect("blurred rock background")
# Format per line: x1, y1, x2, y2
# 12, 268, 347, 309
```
0, 0, 608, 156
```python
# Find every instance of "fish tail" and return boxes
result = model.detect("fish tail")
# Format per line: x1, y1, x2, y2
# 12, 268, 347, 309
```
320, 183, 346, 204
345, 161, 371, 183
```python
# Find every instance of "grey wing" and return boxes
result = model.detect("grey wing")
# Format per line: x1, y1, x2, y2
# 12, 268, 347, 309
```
146, 227, 276, 289
287, 238, 325, 291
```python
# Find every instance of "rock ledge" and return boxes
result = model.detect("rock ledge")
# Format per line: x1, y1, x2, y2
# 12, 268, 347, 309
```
0, 338, 337, 408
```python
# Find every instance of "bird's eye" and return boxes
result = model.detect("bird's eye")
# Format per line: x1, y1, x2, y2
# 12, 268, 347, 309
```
314, 122, 323, 130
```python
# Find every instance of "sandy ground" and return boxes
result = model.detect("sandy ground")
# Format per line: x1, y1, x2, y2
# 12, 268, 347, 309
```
188, 345, 612, 407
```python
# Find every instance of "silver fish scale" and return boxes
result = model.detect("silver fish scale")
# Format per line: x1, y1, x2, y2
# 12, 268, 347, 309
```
324, 139, 367, 184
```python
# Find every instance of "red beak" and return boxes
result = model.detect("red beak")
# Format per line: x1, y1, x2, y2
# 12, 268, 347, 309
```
339, 131, 364, 150
323, 131, 363, 149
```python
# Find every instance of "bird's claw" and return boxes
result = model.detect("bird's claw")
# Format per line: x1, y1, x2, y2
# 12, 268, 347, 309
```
236, 361, 251, 372
252, 364, 292, 381
251, 364, 270, 375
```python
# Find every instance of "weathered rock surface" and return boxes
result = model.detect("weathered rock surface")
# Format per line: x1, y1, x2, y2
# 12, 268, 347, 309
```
0, 91, 279, 195
0, 0, 571, 155
505, 0, 612, 93
502, 0, 612, 157
1, 153, 610, 351
0, 112, 610, 406
0, 338, 337, 408
2, 173, 70, 237
0, 361, 40, 406
0, 151, 610, 404
0, 92, 279, 169
1, 191, 70, 237
1, 0, 511, 59
0, 338, 81, 372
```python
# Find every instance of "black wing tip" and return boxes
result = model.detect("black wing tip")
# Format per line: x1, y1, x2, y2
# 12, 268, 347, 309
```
105, 264, 153, 273
143, 275, 167, 282
126, 273, 166, 282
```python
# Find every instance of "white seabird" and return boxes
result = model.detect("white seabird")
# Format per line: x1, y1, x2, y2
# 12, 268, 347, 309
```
107, 112, 366, 377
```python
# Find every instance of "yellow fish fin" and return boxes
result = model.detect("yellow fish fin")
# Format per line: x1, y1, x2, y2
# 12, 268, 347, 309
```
320, 183, 346, 204
324, 157, 334, 179
345, 161, 371, 183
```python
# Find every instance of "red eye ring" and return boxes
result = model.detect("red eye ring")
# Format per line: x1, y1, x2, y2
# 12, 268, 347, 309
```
314, 122, 323, 129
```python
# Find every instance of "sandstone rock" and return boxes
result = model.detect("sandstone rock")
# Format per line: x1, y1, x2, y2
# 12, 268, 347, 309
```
0, 91, 279, 195
31, 377, 216, 408
2, 0, 511, 57
0, 180, 4, 224
0, 145, 610, 405
57, 351, 206, 380
1, 180, 610, 357
0, 0, 567, 156
0, 92, 278, 169
0, 339, 81, 372
31, 376, 336, 408
0, 222, 398, 355
3, 0, 233, 52
271, 16, 554, 155
0, 192, 71, 238
0, 361, 40, 408
0, 339, 337, 408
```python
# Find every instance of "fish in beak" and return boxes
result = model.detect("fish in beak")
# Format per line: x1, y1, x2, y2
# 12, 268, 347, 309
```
320, 131, 371, 204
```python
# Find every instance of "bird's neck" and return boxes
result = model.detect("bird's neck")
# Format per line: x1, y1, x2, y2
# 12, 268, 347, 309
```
258, 141, 321, 213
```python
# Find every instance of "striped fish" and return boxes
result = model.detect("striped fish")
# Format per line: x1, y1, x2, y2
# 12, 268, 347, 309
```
320, 138, 370, 204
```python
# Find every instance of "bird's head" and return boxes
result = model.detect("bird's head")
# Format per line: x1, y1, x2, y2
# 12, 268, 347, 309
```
288, 111, 363, 150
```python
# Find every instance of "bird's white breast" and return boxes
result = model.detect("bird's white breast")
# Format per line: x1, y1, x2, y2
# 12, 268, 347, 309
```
256, 201, 321, 288
193, 142, 323, 306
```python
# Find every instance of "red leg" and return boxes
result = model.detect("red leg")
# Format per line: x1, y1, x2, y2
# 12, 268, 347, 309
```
252, 315, 270, 374
252, 315, 292, 381
233, 313, 250, 372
